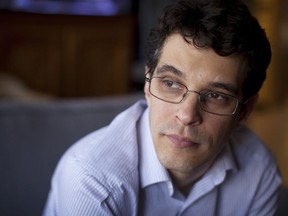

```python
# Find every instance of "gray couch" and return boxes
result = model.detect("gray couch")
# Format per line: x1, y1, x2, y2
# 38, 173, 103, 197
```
0, 94, 287, 216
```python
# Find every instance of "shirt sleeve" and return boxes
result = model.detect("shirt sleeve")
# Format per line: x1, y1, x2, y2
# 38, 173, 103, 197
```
43, 156, 120, 216
247, 160, 282, 216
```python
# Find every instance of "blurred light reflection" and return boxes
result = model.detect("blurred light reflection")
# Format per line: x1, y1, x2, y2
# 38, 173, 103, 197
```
1, 0, 131, 16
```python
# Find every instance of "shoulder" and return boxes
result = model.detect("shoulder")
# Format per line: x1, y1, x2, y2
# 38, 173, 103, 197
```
54, 100, 147, 196
220, 125, 281, 215
46, 101, 148, 215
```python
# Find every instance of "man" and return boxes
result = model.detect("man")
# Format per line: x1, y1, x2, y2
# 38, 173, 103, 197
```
44, 0, 281, 215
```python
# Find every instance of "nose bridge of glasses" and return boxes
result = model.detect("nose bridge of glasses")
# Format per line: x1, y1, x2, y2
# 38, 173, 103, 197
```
181, 89, 202, 104
183, 89, 201, 100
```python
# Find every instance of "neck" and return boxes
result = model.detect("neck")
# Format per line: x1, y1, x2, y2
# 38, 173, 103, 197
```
169, 160, 214, 197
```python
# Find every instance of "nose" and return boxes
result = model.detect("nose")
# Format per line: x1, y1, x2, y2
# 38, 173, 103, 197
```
176, 91, 202, 126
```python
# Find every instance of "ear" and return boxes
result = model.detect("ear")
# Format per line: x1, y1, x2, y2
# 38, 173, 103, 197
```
144, 66, 151, 105
238, 94, 259, 122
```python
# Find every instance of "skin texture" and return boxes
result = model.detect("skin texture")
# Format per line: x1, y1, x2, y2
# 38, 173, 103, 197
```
144, 33, 256, 193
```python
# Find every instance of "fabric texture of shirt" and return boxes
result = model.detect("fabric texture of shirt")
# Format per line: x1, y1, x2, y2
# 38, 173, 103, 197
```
43, 100, 281, 216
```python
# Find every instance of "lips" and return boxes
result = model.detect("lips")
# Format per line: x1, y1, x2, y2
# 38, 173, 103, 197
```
166, 134, 200, 148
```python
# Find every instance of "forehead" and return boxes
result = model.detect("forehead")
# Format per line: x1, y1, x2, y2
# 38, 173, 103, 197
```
157, 33, 246, 94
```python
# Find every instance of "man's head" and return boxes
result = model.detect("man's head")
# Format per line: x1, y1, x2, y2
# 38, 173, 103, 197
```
145, 0, 271, 101
144, 0, 271, 184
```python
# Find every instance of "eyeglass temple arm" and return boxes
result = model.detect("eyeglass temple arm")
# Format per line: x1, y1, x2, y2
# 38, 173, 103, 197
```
145, 77, 151, 82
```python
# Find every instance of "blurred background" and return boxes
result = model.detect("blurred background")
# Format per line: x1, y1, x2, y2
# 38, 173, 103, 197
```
0, 0, 287, 186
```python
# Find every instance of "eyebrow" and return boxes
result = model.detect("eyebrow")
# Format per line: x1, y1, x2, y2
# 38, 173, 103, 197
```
209, 82, 239, 95
155, 64, 185, 78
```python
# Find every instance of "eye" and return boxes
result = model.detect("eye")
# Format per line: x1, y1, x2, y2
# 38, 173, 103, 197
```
207, 92, 224, 99
161, 77, 183, 90
203, 91, 231, 104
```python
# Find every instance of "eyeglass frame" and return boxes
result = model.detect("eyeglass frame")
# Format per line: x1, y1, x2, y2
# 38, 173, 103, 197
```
145, 76, 247, 116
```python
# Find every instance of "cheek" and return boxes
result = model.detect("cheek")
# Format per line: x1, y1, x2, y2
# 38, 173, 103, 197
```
148, 100, 175, 139
149, 100, 170, 124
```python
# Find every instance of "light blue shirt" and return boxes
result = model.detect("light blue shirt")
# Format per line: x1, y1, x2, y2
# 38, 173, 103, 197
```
43, 100, 281, 216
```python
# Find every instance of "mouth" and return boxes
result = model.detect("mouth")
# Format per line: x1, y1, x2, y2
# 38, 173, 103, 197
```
166, 134, 200, 148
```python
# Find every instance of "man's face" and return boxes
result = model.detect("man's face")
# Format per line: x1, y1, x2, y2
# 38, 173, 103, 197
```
145, 33, 248, 182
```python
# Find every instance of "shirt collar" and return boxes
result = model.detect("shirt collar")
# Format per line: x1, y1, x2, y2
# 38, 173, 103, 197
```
138, 108, 171, 189
204, 142, 238, 186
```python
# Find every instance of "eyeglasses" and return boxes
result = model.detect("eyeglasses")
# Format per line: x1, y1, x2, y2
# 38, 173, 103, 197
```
146, 76, 246, 116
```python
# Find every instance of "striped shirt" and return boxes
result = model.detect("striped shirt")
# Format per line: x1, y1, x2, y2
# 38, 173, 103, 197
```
43, 100, 281, 216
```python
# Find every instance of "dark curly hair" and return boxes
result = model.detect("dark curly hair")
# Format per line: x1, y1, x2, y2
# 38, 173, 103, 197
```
145, 0, 271, 100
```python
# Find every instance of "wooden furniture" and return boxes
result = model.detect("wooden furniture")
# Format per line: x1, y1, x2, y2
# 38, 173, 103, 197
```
0, 11, 135, 97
